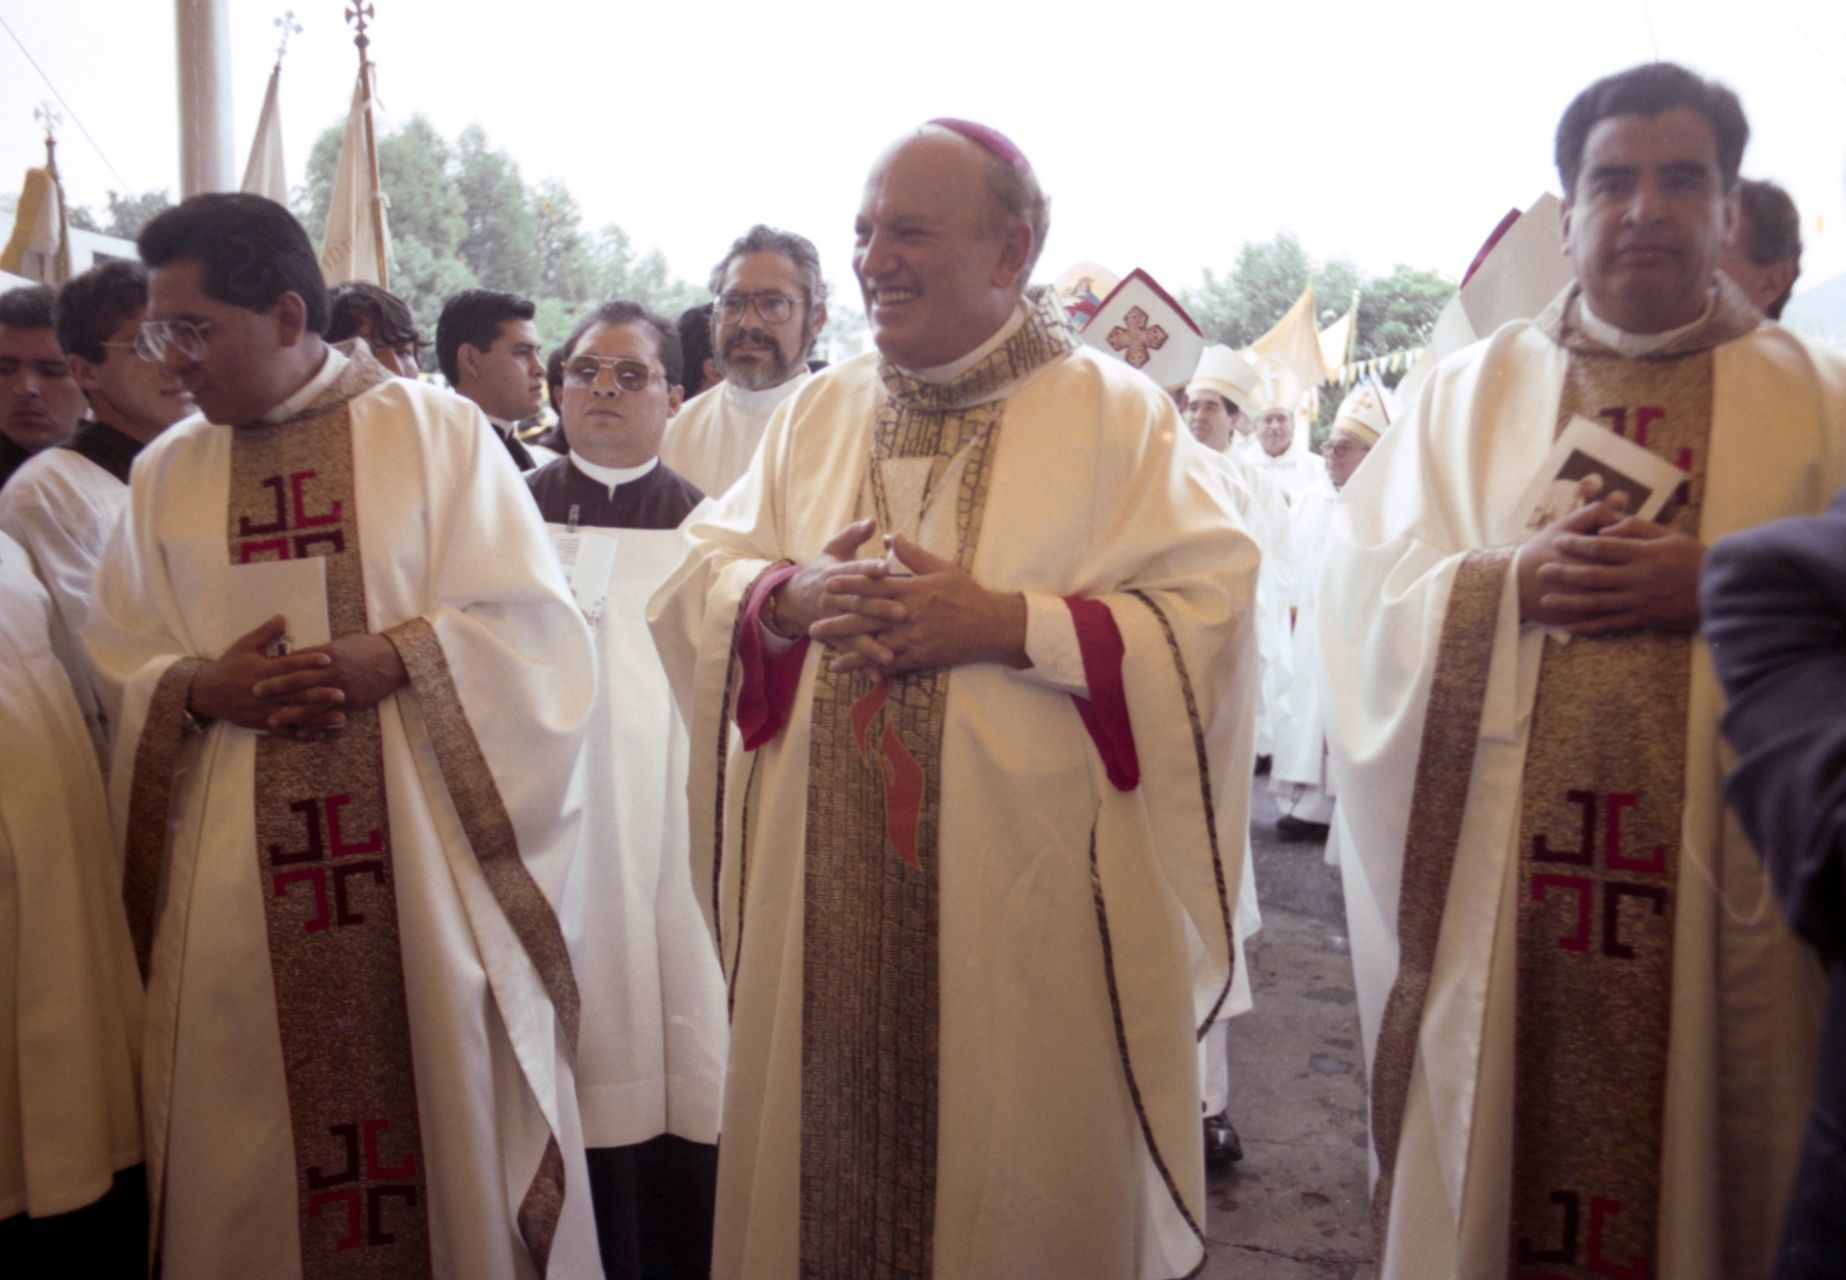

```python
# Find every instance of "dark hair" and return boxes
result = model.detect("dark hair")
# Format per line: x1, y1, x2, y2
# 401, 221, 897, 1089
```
1555, 63, 1748, 199
53, 260, 149, 365
435, 289, 535, 384
1737, 178, 1801, 319
0, 284, 56, 331
707, 225, 827, 309
560, 300, 683, 391
546, 344, 567, 407
677, 302, 714, 394
327, 281, 425, 356
136, 193, 329, 331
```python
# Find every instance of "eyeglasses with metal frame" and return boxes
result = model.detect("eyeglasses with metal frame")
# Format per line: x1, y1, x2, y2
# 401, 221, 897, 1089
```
562, 355, 660, 392
134, 320, 221, 364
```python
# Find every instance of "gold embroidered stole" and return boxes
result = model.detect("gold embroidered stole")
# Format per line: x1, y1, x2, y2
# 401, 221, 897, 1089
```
227, 349, 433, 1278
797, 290, 1075, 1277
1508, 286, 1757, 1278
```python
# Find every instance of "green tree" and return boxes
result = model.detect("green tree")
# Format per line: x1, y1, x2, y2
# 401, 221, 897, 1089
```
453, 125, 540, 295
67, 189, 172, 240
296, 115, 700, 370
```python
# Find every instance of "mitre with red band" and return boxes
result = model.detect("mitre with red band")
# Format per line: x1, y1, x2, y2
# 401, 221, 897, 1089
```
1079, 267, 1206, 391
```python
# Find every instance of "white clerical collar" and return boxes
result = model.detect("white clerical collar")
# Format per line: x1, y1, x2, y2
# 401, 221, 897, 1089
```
899, 302, 1028, 384
259, 345, 345, 424
569, 451, 658, 496
726, 368, 811, 417
1578, 289, 1715, 358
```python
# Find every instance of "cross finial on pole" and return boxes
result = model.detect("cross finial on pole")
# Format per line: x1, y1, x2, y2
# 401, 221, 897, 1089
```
33, 101, 61, 147
274, 10, 303, 66
346, 1, 375, 54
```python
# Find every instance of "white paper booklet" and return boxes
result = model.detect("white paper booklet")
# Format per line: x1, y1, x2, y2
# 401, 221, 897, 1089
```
225, 556, 331, 656
1515, 415, 1689, 535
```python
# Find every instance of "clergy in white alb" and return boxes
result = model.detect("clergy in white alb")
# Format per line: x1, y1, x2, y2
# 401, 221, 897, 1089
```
527, 300, 729, 1280
1318, 64, 1844, 1280
1181, 347, 1278, 1161
85, 195, 601, 1279
649, 123, 1257, 1280
0, 259, 193, 761
659, 225, 828, 498
0, 529, 145, 1272
1186, 344, 1295, 763
1271, 381, 1389, 850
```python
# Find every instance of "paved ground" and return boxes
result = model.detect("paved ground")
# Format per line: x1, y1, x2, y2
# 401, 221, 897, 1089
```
1201, 784, 1376, 1279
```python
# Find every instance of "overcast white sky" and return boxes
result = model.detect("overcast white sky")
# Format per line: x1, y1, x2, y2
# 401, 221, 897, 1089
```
5, 0, 1845, 310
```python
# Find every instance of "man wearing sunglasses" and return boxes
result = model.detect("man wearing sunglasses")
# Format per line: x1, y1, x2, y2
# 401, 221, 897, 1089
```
658, 225, 827, 498
85, 194, 600, 1277
526, 301, 726, 1280
0, 261, 192, 762
0, 285, 86, 490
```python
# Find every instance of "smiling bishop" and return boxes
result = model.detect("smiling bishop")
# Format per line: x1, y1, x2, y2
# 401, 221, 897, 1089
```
650, 119, 1258, 1279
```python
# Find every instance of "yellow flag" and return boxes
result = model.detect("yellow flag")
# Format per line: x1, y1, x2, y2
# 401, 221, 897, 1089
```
0, 167, 68, 284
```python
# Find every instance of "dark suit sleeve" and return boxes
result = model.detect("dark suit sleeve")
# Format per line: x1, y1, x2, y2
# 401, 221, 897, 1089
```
1702, 491, 1846, 963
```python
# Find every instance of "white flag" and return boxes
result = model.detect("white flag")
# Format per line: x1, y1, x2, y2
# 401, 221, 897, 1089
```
319, 73, 390, 287
240, 67, 287, 205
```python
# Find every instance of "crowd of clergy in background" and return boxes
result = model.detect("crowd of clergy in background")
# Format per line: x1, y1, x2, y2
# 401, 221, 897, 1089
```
0, 57, 1843, 1280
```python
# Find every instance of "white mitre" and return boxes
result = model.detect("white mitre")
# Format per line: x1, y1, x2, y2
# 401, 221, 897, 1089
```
1186, 344, 1264, 416
1329, 380, 1396, 445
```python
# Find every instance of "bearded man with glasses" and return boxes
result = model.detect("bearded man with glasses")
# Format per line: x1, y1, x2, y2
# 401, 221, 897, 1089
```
659, 224, 828, 498
86, 193, 601, 1277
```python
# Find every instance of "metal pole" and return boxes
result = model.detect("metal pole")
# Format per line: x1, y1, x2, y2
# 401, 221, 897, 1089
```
175, 0, 235, 196
348, 3, 388, 288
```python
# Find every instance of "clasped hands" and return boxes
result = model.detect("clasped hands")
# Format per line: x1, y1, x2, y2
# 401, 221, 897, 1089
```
1516, 495, 1705, 634
187, 615, 409, 742
771, 518, 1029, 676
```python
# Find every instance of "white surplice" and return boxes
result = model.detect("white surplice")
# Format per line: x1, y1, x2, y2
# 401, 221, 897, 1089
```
0, 531, 142, 1223
651, 342, 1258, 1280
548, 514, 728, 1150
1271, 473, 1338, 838
85, 368, 601, 1279
1319, 312, 1846, 1280
1248, 442, 1324, 505
0, 445, 130, 761
658, 371, 811, 501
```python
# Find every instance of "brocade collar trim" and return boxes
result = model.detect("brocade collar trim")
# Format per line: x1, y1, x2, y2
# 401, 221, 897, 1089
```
877, 286, 1077, 412
266, 340, 394, 428
1538, 276, 1762, 361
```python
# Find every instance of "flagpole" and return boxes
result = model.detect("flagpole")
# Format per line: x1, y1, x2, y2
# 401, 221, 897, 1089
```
347, 2, 389, 289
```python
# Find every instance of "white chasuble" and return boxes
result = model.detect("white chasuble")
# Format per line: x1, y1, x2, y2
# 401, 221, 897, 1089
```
1320, 282, 1846, 1280
86, 348, 601, 1279
651, 289, 1259, 1280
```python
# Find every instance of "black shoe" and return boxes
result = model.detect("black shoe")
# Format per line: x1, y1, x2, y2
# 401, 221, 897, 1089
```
1204, 1112, 1243, 1166
1276, 815, 1330, 842
1253, 754, 1272, 777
